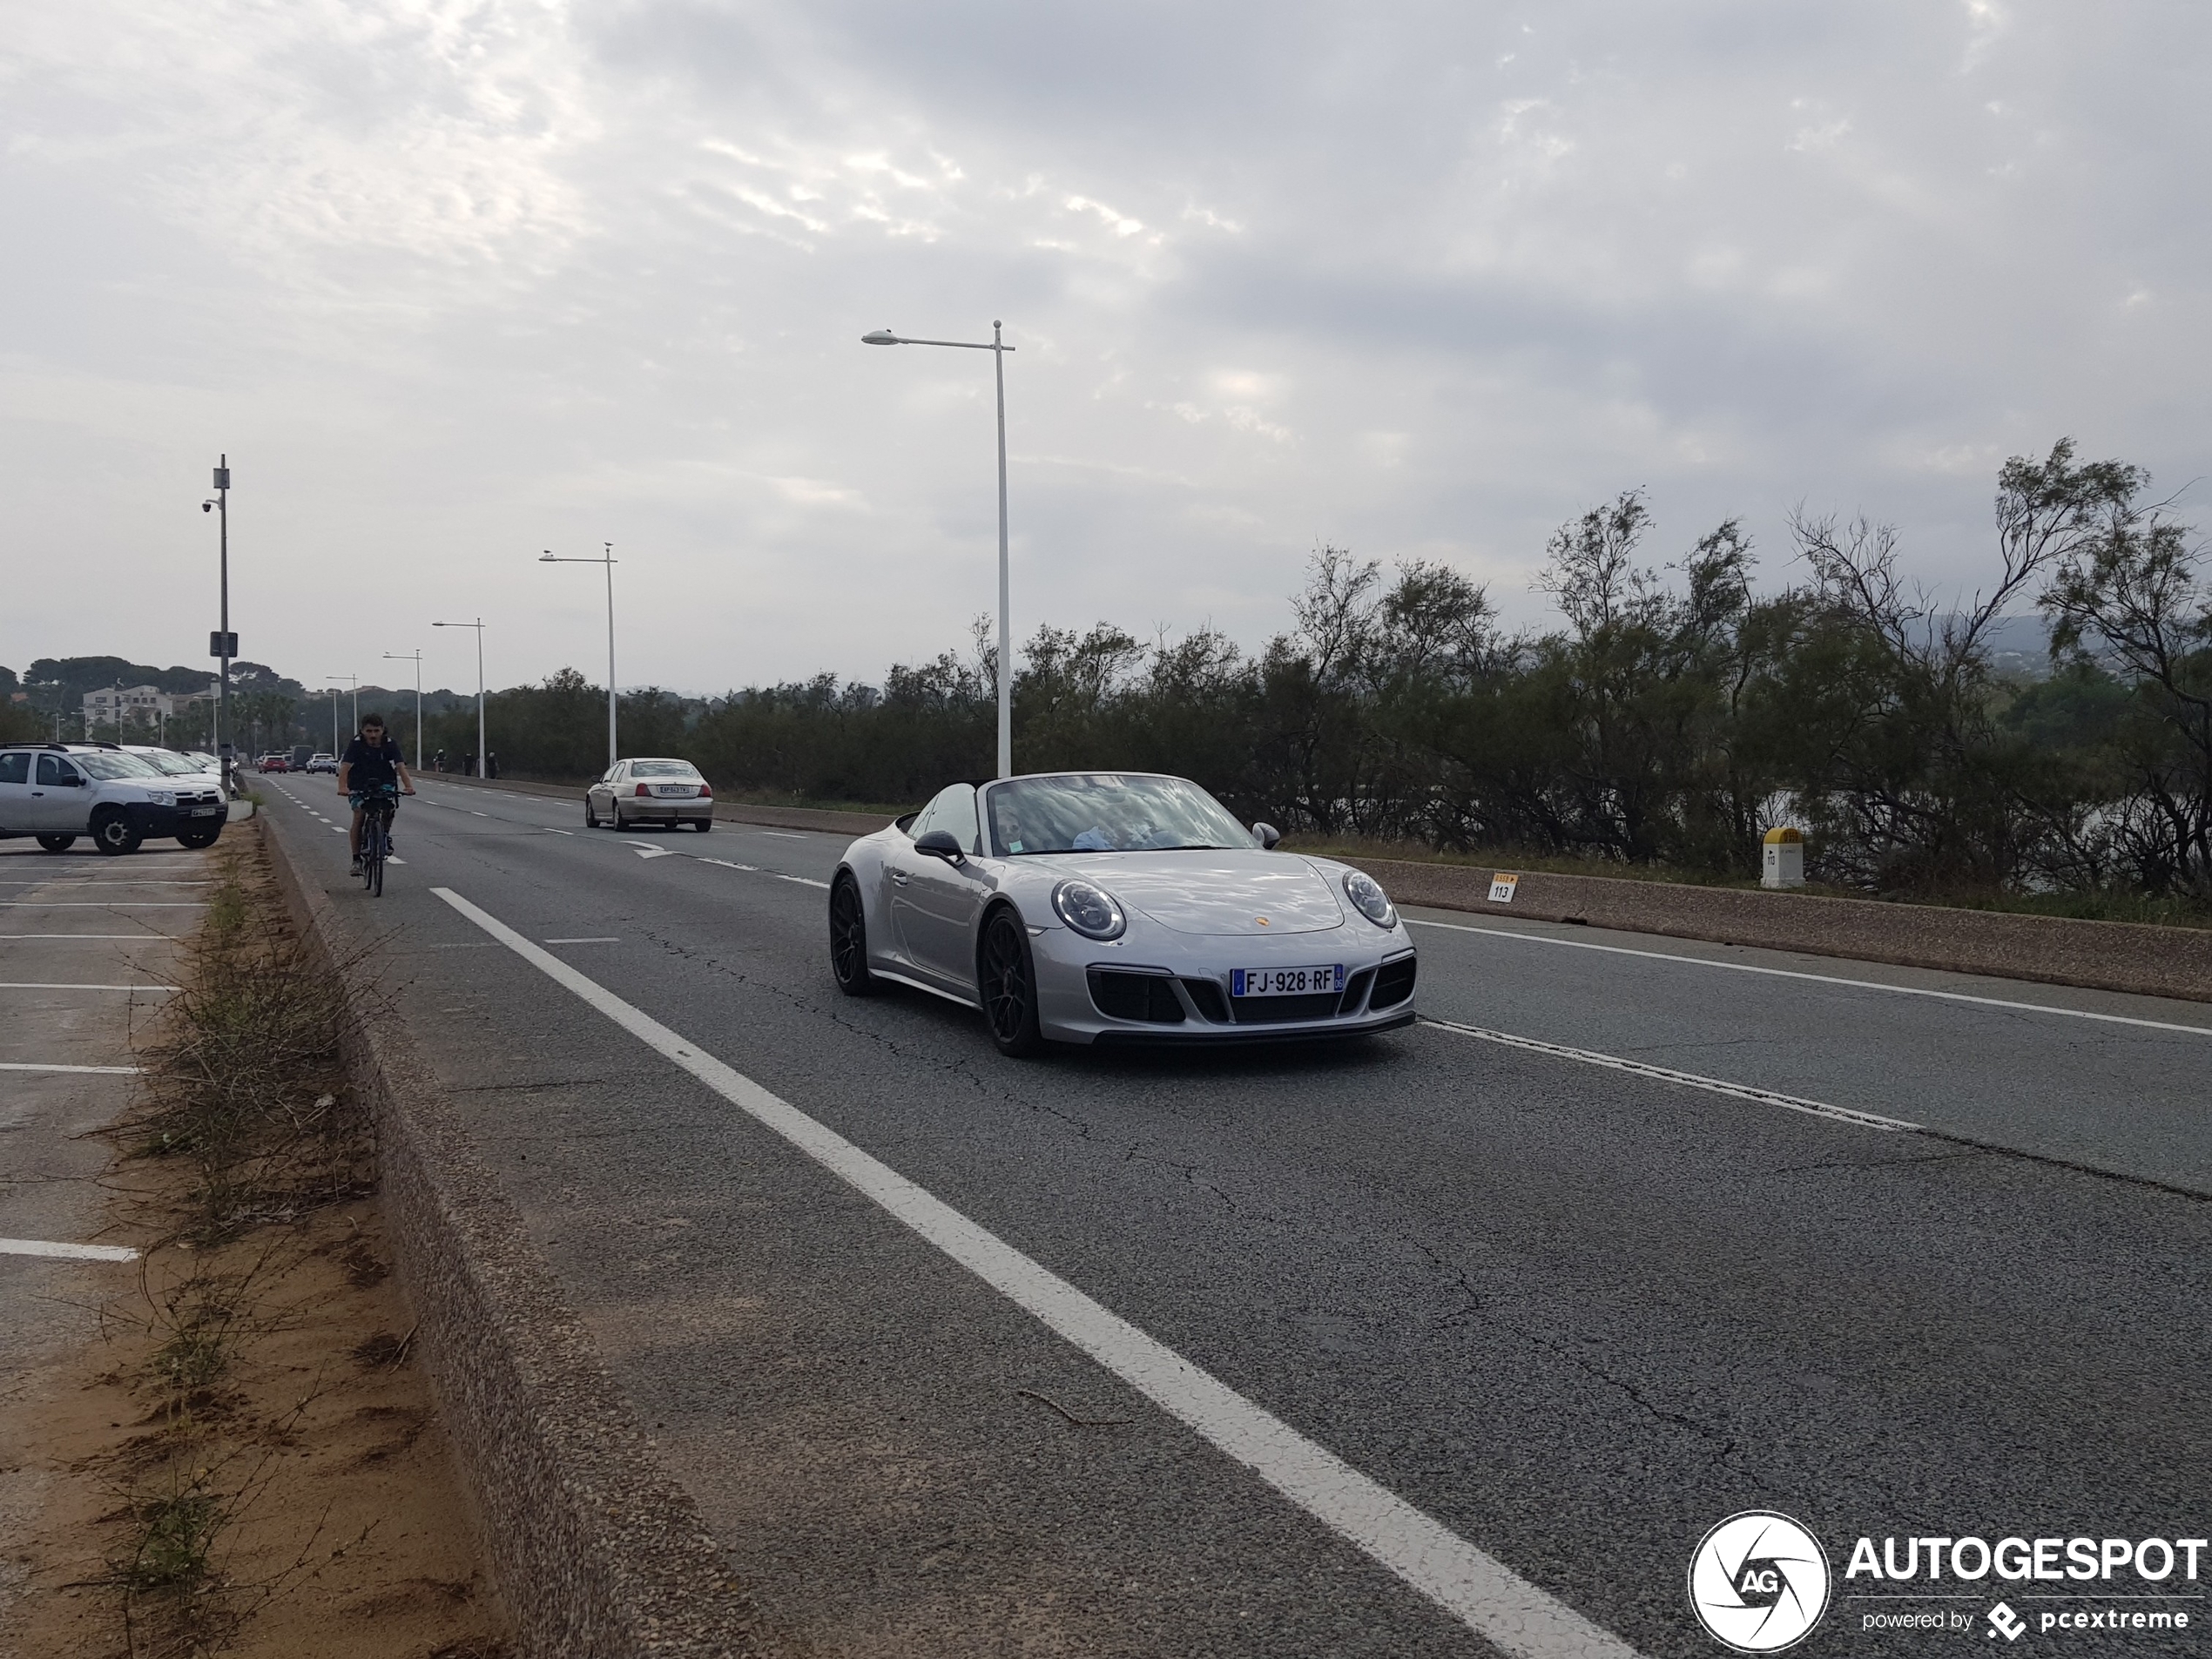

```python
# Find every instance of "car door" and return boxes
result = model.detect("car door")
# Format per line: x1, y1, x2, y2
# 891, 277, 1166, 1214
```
589, 765, 615, 818
0, 752, 33, 832
28, 753, 90, 831
898, 784, 994, 988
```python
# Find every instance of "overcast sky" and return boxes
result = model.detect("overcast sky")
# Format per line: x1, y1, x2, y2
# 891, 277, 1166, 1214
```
5, 1, 2207, 696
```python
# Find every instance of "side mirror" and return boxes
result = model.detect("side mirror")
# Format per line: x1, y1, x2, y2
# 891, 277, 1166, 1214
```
1252, 821, 1281, 850
914, 828, 965, 861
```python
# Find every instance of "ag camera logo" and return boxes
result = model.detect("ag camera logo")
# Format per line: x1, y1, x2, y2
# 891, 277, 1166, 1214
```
1689, 1511, 1832, 1652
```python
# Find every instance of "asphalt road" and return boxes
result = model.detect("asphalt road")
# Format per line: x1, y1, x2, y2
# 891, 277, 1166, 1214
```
260, 772, 2212, 1657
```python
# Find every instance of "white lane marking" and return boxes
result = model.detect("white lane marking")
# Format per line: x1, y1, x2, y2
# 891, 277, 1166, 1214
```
0, 1238, 140, 1262
388, 856, 407, 866
470, 811, 490, 818
754, 830, 808, 840
545, 828, 575, 836
1404, 917, 2212, 1038
330, 826, 345, 834
1420, 1018, 1917, 1132
0, 982, 178, 993
545, 936, 621, 945
631, 845, 675, 860
430, 885, 1642, 1659
0, 902, 206, 908
0, 1061, 144, 1075
693, 855, 832, 890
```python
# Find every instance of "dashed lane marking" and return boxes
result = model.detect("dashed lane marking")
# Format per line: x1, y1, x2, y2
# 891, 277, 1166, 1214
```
631, 846, 675, 860
1404, 916, 2212, 1038
544, 937, 621, 944
0, 1238, 139, 1262
430, 882, 1645, 1659
1419, 1018, 1916, 1131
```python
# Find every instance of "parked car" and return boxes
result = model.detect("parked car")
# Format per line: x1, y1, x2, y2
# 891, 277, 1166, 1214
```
123, 745, 227, 793
304, 753, 339, 774
0, 743, 228, 854
828, 770, 1417, 1056
584, 758, 714, 831
258, 752, 291, 772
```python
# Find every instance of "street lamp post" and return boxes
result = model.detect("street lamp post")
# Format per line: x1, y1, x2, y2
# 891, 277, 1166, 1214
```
326, 674, 359, 755
538, 544, 618, 771
383, 651, 425, 772
861, 321, 1017, 779
200, 456, 235, 792
432, 619, 487, 777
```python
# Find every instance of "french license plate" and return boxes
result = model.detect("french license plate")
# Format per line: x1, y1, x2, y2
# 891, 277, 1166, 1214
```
1231, 964, 1345, 998
184, 806, 223, 817
649, 785, 694, 797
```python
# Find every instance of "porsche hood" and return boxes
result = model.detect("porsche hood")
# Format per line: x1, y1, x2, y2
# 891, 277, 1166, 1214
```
1044, 852, 1348, 936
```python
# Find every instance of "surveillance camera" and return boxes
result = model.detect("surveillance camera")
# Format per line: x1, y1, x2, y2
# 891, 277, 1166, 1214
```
202, 502, 213, 513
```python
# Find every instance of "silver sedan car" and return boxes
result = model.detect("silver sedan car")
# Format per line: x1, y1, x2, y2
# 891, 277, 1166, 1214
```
585, 757, 714, 831
829, 771, 1416, 1056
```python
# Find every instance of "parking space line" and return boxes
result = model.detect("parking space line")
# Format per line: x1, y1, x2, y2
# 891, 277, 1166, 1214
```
430, 883, 1643, 1659
0, 982, 178, 993
0, 934, 178, 941
1420, 1017, 1916, 1131
0, 902, 206, 908
0, 1061, 145, 1075
0, 1238, 139, 1262
1404, 916, 2212, 1037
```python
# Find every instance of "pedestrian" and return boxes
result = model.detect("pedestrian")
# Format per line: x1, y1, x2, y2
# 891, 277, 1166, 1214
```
435, 748, 446, 774
486, 751, 499, 779
464, 752, 476, 777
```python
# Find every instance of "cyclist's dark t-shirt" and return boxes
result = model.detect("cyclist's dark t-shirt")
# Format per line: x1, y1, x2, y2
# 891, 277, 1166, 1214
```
342, 736, 402, 792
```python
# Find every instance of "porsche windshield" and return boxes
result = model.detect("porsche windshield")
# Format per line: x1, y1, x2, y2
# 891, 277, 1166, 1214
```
986, 774, 1254, 856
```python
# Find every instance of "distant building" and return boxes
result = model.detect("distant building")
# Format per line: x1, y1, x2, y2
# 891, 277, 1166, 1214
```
82, 685, 208, 727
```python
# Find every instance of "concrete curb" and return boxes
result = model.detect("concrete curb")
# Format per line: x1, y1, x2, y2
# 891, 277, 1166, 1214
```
255, 815, 770, 1657
1355, 858, 2212, 1005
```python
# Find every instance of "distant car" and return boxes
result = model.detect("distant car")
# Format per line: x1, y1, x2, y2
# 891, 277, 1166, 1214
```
828, 770, 1417, 1056
304, 753, 339, 774
0, 742, 228, 854
585, 758, 713, 831
258, 752, 290, 772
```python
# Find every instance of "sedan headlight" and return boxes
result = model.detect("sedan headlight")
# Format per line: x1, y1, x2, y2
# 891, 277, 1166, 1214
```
1342, 868, 1396, 928
1052, 878, 1126, 941
144, 790, 175, 806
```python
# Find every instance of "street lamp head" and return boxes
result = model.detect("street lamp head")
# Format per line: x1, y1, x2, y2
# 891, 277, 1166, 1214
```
860, 329, 900, 346
541, 550, 556, 561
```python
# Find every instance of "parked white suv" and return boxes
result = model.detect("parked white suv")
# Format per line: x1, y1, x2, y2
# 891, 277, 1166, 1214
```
0, 744, 228, 854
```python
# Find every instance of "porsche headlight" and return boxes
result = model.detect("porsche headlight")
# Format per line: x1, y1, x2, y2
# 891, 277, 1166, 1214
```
1051, 878, 1126, 941
1342, 868, 1396, 928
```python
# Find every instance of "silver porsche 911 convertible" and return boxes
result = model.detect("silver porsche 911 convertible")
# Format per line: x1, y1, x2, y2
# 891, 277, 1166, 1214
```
828, 771, 1417, 1056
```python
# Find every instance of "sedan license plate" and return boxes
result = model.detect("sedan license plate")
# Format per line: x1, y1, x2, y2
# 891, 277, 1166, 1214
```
649, 784, 694, 797
1231, 964, 1345, 998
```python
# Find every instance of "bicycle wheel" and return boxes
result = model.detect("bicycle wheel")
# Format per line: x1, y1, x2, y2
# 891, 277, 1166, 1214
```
370, 806, 389, 897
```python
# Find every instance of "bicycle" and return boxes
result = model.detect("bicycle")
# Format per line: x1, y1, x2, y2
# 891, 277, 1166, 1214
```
355, 786, 398, 898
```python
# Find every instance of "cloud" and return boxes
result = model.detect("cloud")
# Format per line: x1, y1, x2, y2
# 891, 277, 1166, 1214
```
4, 0, 2210, 691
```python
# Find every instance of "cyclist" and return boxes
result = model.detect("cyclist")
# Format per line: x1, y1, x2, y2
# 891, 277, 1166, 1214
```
337, 714, 416, 872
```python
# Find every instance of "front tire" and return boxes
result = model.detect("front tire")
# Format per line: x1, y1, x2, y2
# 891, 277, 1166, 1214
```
91, 811, 142, 856
979, 907, 1045, 1057
35, 834, 76, 853
828, 873, 876, 996
584, 799, 599, 828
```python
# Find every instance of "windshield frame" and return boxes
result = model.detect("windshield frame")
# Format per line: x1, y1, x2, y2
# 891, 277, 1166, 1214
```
981, 772, 1257, 858
627, 759, 702, 779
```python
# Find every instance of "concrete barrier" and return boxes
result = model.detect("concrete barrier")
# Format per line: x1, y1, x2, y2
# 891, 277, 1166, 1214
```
1352, 857, 2212, 1005
259, 816, 770, 1657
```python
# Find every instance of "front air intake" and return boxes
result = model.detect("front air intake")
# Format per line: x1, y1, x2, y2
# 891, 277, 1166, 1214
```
1370, 954, 1417, 1009
1088, 969, 1186, 1024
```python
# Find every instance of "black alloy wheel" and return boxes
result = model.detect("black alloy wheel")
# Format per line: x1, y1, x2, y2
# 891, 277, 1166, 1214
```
979, 907, 1045, 1057
35, 834, 76, 853
828, 874, 875, 995
91, 811, 142, 856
